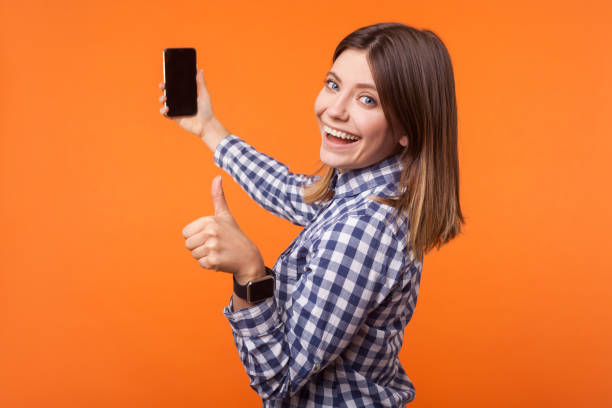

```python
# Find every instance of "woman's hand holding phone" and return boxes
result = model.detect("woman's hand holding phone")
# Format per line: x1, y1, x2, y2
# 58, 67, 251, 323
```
158, 69, 230, 152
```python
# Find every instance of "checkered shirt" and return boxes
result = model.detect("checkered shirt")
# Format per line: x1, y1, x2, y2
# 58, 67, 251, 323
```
214, 135, 423, 407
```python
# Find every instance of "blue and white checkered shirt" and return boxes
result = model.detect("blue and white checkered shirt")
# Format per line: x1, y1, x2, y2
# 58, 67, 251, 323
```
214, 135, 423, 407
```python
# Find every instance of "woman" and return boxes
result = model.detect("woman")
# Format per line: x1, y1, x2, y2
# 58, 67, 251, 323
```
158, 22, 464, 407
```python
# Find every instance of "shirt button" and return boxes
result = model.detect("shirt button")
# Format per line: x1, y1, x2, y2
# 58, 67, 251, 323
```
313, 363, 320, 372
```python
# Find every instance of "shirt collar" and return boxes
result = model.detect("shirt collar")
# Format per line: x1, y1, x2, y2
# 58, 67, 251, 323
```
330, 153, 404, 198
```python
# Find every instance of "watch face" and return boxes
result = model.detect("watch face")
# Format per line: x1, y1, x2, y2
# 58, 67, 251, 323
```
247, 276, 275, 303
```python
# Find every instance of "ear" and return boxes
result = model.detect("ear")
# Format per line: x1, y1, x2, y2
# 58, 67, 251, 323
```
398, 135, 409, 147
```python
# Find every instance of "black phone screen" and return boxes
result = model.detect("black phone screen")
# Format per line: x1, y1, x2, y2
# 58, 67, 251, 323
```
163, 48, 197, 117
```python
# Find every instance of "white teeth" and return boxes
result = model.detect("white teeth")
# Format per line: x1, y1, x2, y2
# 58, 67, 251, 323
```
323, 125, 360, 141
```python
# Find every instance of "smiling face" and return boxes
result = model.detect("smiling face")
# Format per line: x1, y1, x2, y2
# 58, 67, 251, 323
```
314, 48, 408, 172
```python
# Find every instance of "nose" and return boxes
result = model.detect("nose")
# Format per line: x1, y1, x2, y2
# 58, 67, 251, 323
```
326, 92, 350, 121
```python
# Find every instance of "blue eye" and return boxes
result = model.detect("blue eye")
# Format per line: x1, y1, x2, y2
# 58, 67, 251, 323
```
324, 79, 377, 106
360, 95, 376, 106
325, 79, 339, 90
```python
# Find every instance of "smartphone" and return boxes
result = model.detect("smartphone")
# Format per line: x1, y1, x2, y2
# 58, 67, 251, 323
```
163, 48, 197, 117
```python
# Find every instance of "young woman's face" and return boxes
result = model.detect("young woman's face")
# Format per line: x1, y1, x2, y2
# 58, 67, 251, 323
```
314, 48, 408, 172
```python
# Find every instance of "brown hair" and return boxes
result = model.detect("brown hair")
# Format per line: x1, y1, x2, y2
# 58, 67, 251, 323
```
303, 22, 465, 261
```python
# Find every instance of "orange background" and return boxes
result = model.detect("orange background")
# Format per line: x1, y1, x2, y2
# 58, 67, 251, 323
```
1, 1, 611, 407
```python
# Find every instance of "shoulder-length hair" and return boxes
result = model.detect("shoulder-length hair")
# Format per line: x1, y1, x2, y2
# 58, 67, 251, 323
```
303, 22, 465, 261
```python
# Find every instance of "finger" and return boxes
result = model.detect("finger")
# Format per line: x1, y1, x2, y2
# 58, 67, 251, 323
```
160, 106, 169, 115
191, 243, 209, 259
211, 175, 230, 216
196, 69, 203, 86
182, 216, 214, 238
197, 255, 213, 270
185, 228, 216, 250
159, 82, 165, 90
159, 95, 166, 103
191, 236, 219, 258
196, 69, 209, 96
198, 254, 220, 271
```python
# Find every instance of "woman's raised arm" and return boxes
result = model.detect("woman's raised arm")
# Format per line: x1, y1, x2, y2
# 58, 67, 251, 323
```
159, 69, 321, 226
213, 135, 322, 227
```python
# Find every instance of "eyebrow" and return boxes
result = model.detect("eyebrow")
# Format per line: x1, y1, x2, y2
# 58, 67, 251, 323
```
326, 71, 378, 92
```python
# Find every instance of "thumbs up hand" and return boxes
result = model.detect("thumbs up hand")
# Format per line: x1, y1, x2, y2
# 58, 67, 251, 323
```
182, 176, 265, 282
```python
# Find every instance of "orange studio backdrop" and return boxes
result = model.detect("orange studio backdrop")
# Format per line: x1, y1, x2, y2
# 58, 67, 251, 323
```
1, 0, 611, 407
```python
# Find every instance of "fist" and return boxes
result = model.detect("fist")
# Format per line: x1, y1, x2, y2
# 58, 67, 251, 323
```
182, 176, 265, 281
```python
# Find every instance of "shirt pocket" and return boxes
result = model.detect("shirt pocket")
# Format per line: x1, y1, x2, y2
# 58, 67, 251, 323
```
275, 236, 309, 283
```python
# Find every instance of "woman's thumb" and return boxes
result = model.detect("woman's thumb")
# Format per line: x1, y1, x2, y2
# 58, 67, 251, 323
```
211, 175, 231, 217
196, 69, 206, 88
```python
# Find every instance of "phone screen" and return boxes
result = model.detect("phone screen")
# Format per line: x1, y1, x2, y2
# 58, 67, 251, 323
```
163, 48, 197, 117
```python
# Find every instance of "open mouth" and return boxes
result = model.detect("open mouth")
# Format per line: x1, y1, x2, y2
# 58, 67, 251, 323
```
323, 125, 360, 145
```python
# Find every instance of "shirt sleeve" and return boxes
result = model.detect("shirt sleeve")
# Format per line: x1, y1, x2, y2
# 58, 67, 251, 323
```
222, 213, 413, 400
213, 134, 323, 227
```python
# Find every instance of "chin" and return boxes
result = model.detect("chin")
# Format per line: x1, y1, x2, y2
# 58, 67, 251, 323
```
320, 149, 347, 170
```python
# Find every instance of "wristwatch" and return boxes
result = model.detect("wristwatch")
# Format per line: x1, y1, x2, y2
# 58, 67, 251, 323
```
233, 267, 275, 303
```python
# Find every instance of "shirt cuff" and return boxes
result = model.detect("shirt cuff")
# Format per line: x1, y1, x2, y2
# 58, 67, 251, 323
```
223, 295, 280, 338
213, 134, 242, 171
